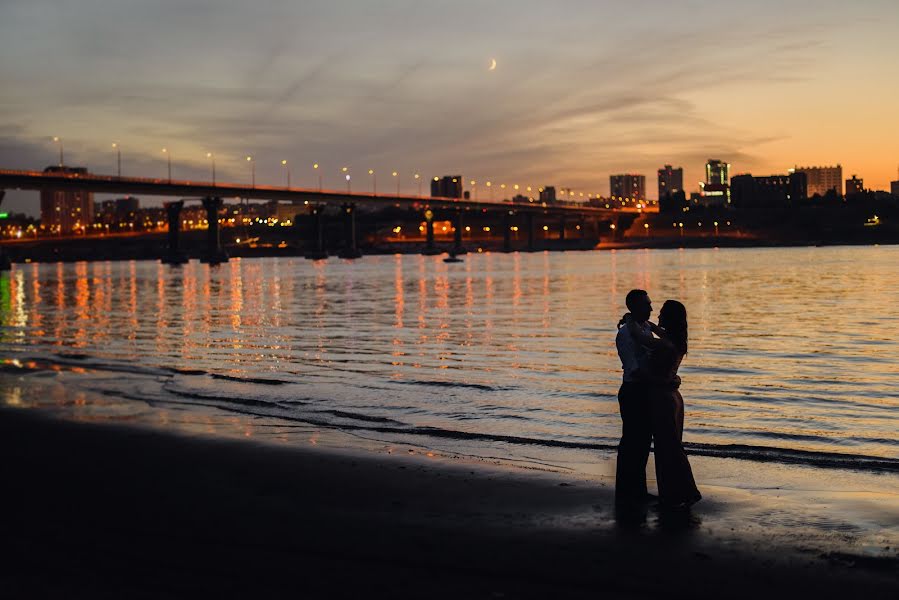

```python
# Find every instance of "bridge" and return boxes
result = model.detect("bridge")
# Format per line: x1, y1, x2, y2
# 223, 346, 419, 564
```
0, 168, 642, 266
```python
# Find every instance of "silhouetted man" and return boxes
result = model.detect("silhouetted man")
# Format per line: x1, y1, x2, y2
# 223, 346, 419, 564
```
615, 289, 653, 504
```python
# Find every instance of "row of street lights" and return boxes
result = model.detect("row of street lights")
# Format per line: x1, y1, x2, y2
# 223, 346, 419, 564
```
50, 137, 602, 200
367, 170, 406, 196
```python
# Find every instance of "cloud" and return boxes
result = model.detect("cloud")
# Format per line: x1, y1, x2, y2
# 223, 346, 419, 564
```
2, 0, 898, 207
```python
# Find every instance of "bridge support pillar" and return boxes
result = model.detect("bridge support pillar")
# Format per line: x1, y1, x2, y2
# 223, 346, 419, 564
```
0, 191, 9, 270
502, 211, 513, 253
200, 197, 228, 265
452, 209, 467, 256
304, 204, 328, 260
161, 200, 189, 265
338, 203, 362, 259
422, 209, 441, 255
559, 216, 566, 241
526, 212, 536, 252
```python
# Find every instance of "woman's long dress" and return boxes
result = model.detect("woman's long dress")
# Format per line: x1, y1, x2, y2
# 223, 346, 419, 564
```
649, 343, 701, 506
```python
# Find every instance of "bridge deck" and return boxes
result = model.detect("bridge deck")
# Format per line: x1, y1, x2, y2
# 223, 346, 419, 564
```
0, 169, 636, 217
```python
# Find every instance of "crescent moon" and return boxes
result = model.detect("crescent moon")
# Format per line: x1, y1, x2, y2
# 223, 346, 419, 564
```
489, 58, 497, 71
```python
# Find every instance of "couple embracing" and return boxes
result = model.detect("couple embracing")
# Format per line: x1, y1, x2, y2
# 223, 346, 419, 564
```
615, 289, 701, 510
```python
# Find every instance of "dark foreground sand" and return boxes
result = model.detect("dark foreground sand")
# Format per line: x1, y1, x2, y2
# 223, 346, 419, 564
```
2, 408, 896, 600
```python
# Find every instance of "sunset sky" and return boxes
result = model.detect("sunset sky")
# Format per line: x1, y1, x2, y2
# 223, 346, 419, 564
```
2, 0, 898, 214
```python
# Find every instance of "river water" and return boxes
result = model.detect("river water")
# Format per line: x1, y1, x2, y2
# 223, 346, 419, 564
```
1, 246, 897, 473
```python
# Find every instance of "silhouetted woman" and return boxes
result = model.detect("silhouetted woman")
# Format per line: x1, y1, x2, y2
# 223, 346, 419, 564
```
625, 300, 701, 509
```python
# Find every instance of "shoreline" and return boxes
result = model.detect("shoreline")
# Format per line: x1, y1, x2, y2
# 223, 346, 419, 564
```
2, 234, 898, 265
2, 405, 897, 599
4, 362, 896, 475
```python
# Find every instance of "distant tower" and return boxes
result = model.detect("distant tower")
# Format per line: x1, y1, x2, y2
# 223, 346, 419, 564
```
700, 159, 731, 205
705, 159, 730, 185
539, 186, 557, 203
793, 165, 843, 197
658, 165, 684, 200
845, 175, 864, 196
609, 174, 646, 201
430, 175, 463, 198
40, 166, 95, 234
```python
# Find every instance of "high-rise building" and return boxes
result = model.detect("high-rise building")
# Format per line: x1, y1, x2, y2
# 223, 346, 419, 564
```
539, 186, 557, 203
430, 175, 463, 198
793, 165, 842, 197
731, 172, 807, 208
728, 176, 754, 208
705, 159, 731, 186
609, 174, 646, 201
104, 196, 140, 217
698, 182, 730, 205
658, 165, 683, 200
96, 196, 140, 227
699, 159, 732, 205
40, 166, 95, 233
891, 180, 899, 196
659, 190, 688, 213
845, 175, 864, 196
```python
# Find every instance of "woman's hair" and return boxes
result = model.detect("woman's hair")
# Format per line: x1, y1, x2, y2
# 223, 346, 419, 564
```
659, 300, 688, 354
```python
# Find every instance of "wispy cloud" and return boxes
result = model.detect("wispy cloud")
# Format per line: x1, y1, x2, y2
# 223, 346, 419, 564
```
2, 0, 899, 213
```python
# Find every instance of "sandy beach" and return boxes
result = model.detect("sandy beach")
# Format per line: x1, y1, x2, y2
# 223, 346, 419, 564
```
2, 405, 896, 600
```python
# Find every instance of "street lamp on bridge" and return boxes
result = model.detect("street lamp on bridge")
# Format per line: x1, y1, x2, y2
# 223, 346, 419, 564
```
313, 162, 321, 190
368, 169, 376, 194
392, 171, 399, 196
161, 148, 172, 183
414, 172, 421, 196
112, 142, 121, 177
206, 152, 215, 185
281, 159, 290, 188
246, 155, 255, 188
52, 136, 64, 167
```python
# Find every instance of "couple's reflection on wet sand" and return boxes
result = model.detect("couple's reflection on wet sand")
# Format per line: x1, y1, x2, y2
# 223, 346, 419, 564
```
615, 501, 702, 534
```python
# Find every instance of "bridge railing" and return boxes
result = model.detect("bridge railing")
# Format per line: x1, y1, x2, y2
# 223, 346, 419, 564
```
0, 168, 234, 190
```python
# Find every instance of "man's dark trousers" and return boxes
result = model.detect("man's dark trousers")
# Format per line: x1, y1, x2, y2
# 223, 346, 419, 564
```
616, 381, 651, 502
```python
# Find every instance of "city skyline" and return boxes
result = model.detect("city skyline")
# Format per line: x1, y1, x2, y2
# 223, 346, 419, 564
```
2, 0, 899, 216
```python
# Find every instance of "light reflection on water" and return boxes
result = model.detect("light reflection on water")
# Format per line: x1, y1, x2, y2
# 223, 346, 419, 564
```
0, 246, 897, 462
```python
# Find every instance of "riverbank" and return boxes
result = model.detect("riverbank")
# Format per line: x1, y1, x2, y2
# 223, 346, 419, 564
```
2, 404, 896, 599
3, 231, 898, 265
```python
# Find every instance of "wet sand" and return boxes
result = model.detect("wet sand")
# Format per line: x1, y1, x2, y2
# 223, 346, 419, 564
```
1, 406, 897, 600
